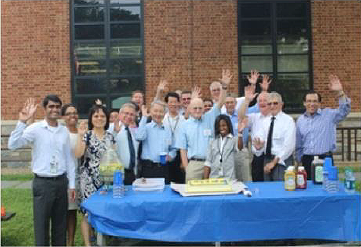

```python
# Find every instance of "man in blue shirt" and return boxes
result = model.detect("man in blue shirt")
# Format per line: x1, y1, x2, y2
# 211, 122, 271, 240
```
296, 75, 351, 178
176, 69, 232, 182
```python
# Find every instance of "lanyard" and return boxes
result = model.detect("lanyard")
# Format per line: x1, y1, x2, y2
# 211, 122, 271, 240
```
167, 114, 179, 138
219, 137, 228, 163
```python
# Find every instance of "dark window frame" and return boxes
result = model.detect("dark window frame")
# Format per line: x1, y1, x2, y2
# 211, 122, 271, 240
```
237, 0, 313, 113
70, 0, 145, 117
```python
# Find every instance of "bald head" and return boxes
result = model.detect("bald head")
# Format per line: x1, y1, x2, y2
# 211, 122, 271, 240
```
190, 98, 204, 119
258, 91, 270, 116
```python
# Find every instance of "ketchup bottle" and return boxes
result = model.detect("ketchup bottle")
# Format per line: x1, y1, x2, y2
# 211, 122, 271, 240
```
296, 166, 307, 189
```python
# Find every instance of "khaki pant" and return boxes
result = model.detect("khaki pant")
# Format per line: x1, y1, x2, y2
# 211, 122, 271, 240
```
235, 148, 251, 182
186, 160, 204, 182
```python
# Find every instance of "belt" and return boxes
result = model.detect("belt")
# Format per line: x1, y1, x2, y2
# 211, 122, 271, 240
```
304, 151, 333, 157
190, 158, 205, 162
142, 160, 162, 167
34, 173, 66, 180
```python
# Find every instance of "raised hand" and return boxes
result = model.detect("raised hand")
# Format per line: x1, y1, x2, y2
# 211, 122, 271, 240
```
78, 121, 88, 137
157, 79, 168, 93
141, 105, 150, 117
244, 85, 259, 102
219, 69, 233, 86
260, 74, 272, 92
95, 99, 103, 106
238, 117, 249, 134
328, 75, 343, 92
252, 137, 265, 150
19, 98, 38, 123
113, 116, 122, 133
191, 86, 202, 99
247, 70, 260, 86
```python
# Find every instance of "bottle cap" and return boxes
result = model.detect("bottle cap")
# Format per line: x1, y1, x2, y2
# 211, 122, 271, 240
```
298, 166, 305, 171
287, 166, 294, 171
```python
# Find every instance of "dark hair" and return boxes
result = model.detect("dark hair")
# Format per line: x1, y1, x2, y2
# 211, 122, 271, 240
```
130, 101, 140, 112
110, 108, 119, 113
181, 90, 192, 96
165, 92, 180, 103
43, 94, 62, 108
88, 104, 110, 130
131, 90, 144, 97
303, 90, 322, 102
61, 103, 77, 116
203, 98, 213, 105
214, 114, 233, 137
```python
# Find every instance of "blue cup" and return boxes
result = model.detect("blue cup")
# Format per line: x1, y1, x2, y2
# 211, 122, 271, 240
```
113, 170, 123, 185
323, 157, 333, 172
160, 152, 167, 166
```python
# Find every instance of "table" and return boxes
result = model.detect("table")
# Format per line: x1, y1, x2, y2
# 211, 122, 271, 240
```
81, 182, 361, 244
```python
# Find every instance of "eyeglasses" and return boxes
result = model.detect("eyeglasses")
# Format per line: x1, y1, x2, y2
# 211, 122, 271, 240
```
182, 98, 191, 101
65, 112, 78, 116
211, 88, 221, 92
305, 100, 319, 103
267, 102, 279, 106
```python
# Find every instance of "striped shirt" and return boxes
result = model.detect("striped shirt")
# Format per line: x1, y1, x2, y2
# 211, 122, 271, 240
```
295, 97, 351, 162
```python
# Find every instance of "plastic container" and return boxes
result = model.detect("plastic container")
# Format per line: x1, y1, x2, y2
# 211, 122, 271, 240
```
322, 157, 333, 191
113, 170, 124, 198
284, 166, 296, 191
311, 156, 324, 184
344, 168, 356, 194
296, 166, 307, 189
327, 166, 339, 193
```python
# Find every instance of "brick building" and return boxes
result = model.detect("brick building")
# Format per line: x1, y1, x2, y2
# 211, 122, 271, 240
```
2, 0, 360, 120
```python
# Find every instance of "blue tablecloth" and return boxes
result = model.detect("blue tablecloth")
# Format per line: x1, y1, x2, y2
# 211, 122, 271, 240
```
81, 182, 361, 242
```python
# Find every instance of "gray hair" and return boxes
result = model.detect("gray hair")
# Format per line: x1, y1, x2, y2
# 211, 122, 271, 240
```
268, 91, 283, 103
257, 92, 270, 103
209, 81, 222, 90
120, 103, 136, 112
150, 100, 167, 111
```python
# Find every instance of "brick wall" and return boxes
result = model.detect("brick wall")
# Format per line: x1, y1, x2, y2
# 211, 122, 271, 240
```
143, 0, 239, 104
1, 0, 71, 120
311, 0, 361, 111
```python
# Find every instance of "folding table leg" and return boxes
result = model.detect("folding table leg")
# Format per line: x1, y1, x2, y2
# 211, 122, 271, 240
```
97, 232, 105, 246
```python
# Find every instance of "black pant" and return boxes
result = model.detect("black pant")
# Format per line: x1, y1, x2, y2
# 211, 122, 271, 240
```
33, 174, 68, 246
168, 151, 185, 184
140, 160, 170, 184
251, 154, 264, 182
301, 153, 333, 180
124, 168, 136, 185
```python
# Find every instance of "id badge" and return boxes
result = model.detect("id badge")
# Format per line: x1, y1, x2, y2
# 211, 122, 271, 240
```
203, 129, 211, 137
50, 155, 59, 174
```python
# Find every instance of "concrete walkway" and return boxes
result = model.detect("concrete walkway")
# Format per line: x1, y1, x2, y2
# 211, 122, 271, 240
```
1, 180, 32, 189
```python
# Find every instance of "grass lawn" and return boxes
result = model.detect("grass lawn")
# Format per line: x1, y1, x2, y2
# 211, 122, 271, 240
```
1, 173, 33, 181
1, 188, 84, 246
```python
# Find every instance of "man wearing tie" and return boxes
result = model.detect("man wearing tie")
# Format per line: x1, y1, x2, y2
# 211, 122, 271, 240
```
257, 92, 296, 181
114, 103, 139, 185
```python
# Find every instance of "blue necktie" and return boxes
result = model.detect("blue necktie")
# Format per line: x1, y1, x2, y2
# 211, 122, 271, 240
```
125, 127, 136, 170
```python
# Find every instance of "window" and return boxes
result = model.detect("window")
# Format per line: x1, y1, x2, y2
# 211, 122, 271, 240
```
238, 1, 312, 112
71, 0, 143, 116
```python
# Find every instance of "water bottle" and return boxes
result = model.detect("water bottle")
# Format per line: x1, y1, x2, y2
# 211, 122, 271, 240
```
344, 168, 356, 194
322, 157, 332, 191
113, 170, 124, 199
327, 166, 339, 193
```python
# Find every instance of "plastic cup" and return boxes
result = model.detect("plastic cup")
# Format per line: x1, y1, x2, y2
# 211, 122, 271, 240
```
160, 152, 167, 166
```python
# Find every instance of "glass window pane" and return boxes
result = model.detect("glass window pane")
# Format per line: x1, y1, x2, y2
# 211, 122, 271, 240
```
278, 39, 308, 54
75, 0, 104, 5
75, 25, 104, 40
277, 3, 307, 18
241, 56, 273, 73
74, 7, 104, 23
74, 43, 106, 60
75, 96, 107, 116
241, 21, 271, 36
110, 6, 140, 21
276, 73, 310, 91
277, 20, 308, 40
75, 78, 107, 94
280, 90, 307, 110
110, 24, 140, 39
110, 58, 142, 75
111, 95, 132, 110
75, 60, 107, 76
240, 3, 270, 18
110, 0, 140, 4
110, 40, 142, 58
241, 44, 272, 55
109, 77, 142, 93
277, 55, 308, 72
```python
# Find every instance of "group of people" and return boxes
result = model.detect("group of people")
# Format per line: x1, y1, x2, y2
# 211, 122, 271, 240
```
8, 69, 351, 246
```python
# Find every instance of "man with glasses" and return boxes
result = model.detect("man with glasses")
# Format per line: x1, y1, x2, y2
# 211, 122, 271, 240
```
180, 91, 192, 118
296, 75, 351, 178
114, 103, 140, 185
176, 69, 231, 182
256, 92, 296, 181
8, 95, 76, 246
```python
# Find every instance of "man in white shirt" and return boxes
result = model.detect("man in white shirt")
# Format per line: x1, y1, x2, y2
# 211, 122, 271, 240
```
114, 103, 140, 185
259, 92, 296, 181
8, 95, 76, 246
